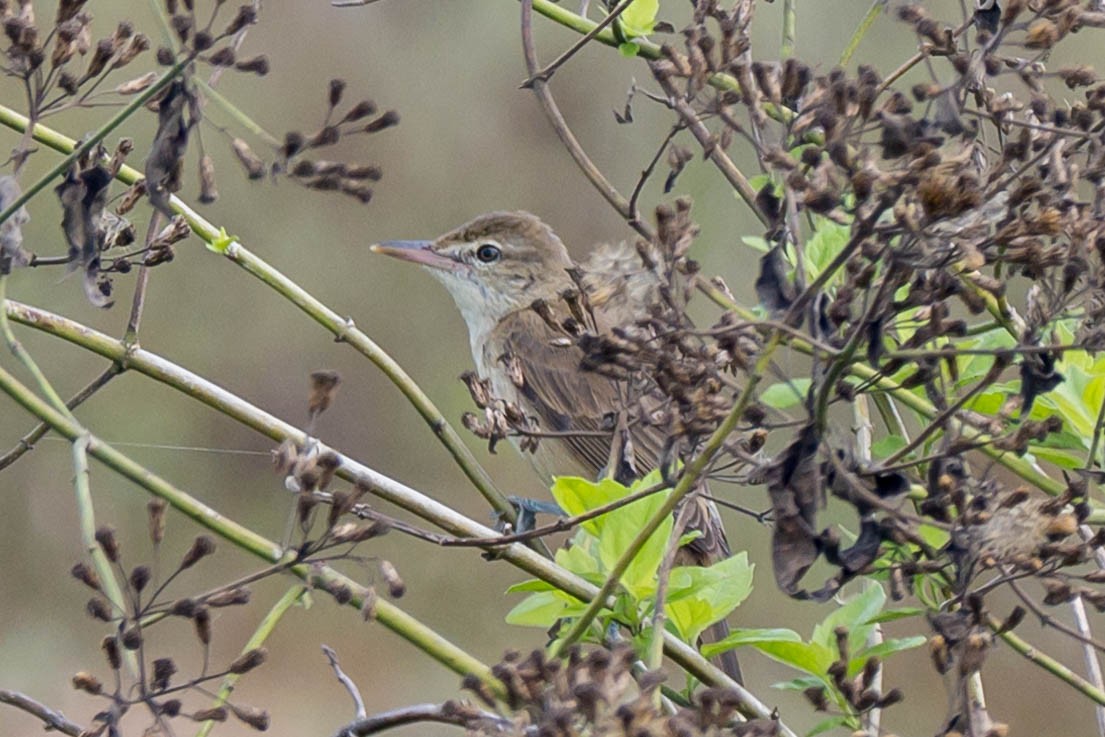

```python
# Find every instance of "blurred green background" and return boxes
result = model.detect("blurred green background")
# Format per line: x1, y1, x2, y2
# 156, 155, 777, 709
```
0, 2, 1097, 735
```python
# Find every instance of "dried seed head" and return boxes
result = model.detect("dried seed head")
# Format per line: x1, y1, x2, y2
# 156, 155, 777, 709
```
224, 5, 258, 36
363, 110, 400, 133
340, 100, 377, 124
361, 585, 378, 620
146, 495, 167, 548
121, 624, 142, 650
129, 565, 151, 593
208, 46, 235, 66
231, 137, 266, 179
272, 438, 298, 474
194, 607, 211, 645
152, 657, 177, 691
180, 535, 215, 570
205, 586, 251, 607
308, 370, 341, 417
101, 635, 121, 670
86, 597, 113, 622
329, 78, 346, 107
72, 672, 102, 695
379, 559, 405, 598
228, 647, 267, 674
234, 54, 269, 75
192, 707, 228, 722
94, 526, 120, 562
230, 704, 270, 731
71, 562, 102, 591
197, 153, 218, 204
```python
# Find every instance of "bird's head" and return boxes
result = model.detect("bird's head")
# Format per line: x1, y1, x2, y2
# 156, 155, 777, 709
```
371, 211, 573, 343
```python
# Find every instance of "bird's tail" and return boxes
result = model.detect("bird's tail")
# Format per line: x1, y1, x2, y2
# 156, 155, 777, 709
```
677, 489, 744, 685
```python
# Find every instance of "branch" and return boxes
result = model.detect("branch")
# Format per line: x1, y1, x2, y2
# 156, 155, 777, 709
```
0, 300, 791, 727
519, 0, 655, 241
0, 689, 84, 736
0, 359, 506, 698
0, 102, 520, 533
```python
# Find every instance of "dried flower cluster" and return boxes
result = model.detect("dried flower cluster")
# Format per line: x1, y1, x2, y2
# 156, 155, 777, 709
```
72, 506, 269, 736
460, 646, 779, 737
445, 0, 1105, 731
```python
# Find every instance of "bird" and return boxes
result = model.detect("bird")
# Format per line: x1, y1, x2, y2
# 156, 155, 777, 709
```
371, 211, 740, 681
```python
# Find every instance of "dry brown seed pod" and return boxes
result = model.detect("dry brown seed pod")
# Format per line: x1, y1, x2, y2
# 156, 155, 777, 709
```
308, 370, 341, 417
72, 672, 103, 695
231, 138, 266, 179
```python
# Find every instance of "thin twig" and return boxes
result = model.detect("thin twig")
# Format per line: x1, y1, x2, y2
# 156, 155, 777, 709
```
521, 0, 636, 87
651, 72, 767, 227
520, 0, 656, 241
0, 363, 121, 471
323, 645, 367, 721
332, 703, 513, 737
0, 689, 84, 736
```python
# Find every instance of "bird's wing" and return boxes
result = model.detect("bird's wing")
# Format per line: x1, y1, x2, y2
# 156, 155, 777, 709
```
490, 308, 639, 476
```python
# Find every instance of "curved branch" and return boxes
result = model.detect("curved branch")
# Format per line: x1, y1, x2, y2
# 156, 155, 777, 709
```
520, 0, 655, 241
2, 299, 791, 731
0, 689, 84, 736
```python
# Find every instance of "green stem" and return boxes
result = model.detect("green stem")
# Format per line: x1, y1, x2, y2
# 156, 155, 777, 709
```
992, 616, 1105, 706
551, 333, 781, 655
195, 585, 308, 737
781, 0, 797, 59
0, 360, 506, 697
0, 102, 521, 537
0, 57, 190, 228
1, 298, 790, 727
696, 281, 1068, 497
0, 277, 135, 673
839, 0, 885, 66
195, 78, 282, 147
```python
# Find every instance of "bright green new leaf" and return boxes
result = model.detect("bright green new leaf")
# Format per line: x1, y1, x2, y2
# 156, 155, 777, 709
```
598, 481, 672, 598
506, 590, 569, 627
811, 583, 885, 654
869, 435, 907, 459
865, 606, 925, 624
619, 0, 659, 37
759, 379, 811, 409
752, 640, 835, 678
809, 715, 857, 735
702, 627, 801, 658
856, 635, 927, 664
207, 226, 236, 254
665, 553, 754, 642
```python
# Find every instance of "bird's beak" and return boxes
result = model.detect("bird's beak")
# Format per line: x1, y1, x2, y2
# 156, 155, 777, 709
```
369, 240, 461, 272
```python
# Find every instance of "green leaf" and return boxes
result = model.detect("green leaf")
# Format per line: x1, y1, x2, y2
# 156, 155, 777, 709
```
809, 715, 857, 736
741, 235, 770, 253
703, 627, 801, 658
598, 481, 672, 598
506, 591, 569, 627
759, 379, 811, 409
811, 584, 886, 654
869, 435, 907, 459
554, 536, 602, 578
752, 640, 835, 677
551, 476, 630, 537
617, 41, 640, 57
619, 0, 659, 37
856, 635, 926, 662
772, 674, 825, 691
505, 579, 555, 593
207, 226, 236, 254
865, 606, 925, 624
665, 553, 754, 642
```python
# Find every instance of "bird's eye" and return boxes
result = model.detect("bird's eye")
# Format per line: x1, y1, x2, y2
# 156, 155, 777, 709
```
475, 243, 502, 263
